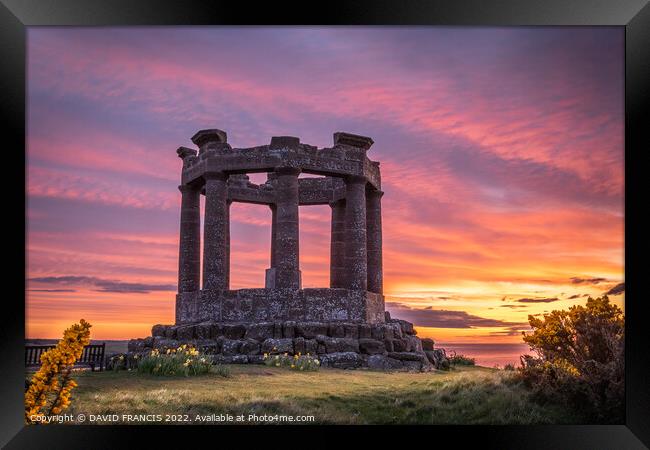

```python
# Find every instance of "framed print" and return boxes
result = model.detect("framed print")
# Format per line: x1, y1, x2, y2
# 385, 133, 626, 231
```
2, 0, 649, 448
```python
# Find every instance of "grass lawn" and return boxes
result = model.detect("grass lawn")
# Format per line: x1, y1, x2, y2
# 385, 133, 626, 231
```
59, 365, 585, 425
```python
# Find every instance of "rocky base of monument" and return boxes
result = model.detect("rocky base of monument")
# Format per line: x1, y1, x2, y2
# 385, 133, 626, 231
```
125, 313, 449, 372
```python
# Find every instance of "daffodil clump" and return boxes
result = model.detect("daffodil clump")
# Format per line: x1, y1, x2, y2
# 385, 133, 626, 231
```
263, 352, 320, 372
25, 319, 92, 424
136, 344, 212, 376
109, 354, 127, 371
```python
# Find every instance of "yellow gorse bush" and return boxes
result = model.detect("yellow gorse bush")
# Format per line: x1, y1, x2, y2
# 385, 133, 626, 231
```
25, 319, 92, 424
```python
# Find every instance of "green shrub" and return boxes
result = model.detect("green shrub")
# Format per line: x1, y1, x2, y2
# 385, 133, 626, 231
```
263, 352, 320, 371
137, 345, 212, 377
520, 296, 624, 423
448, 352, 475, 366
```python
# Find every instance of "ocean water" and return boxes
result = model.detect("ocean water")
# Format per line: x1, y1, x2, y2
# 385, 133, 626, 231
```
437, 342, 533, 368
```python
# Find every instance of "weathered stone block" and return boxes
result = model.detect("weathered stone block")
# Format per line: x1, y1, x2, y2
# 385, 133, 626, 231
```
128, 338, 146, 352
425, 349, 450, 370
328, 323, 345, 337
406, 335, 423, 352
392, 338, 408, 352
293, 336, 306, 355
153, 338, 180, 350
383, 338, 395, 352
358, 338, 385, 355
402, 360, 423, 371
358, 324, 372, 339
367, 354, 403, 370
393, 319, 415, 335
222, 339, 243, 356
295, 322, 329, 339
371, 325, 385, 340
261, 338, 293, 354
209, 323, 224, 339
223, 324, 246, 339
273, 322, 284, 338
152, 324, 168, 337
320, 352, 363, 369
387, 351, 426, 362
421, 338, 434, 351
245, 322, 274, 341
195, 323, 212, 339
283, 321, 296, 338
385, 323, 403, 339
241, 338, 261, 355
165, 327, 177, 339
143, 336, 154, 348
344, 323, 359, 339
304, 339, 318, 355
318, 336, 359, 353
176, 325, 195, 340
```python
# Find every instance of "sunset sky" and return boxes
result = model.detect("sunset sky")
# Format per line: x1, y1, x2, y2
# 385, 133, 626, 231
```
26, 27, 624, 344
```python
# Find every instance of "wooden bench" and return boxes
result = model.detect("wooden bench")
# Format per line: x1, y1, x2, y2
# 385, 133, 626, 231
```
25, 343, 106, 371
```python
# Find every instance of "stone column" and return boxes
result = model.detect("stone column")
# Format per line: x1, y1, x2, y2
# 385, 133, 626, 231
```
344, 175, 368, 290
366, 189, 384, 294
177, 184, 201, 293
274, 167, 301, 289
329, 199, 346, 288
202, 171, 229, 290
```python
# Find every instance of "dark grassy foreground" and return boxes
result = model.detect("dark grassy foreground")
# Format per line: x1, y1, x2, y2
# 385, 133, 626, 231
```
60, 365, 585, 425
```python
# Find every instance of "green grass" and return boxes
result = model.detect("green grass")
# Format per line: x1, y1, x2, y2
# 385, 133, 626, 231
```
54, 365, 586, 425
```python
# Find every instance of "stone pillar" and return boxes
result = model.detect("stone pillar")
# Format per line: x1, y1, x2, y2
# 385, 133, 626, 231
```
329, 199, 346, 288
177, 184, 201, 293
265, 204, 278, 288
366, 189, 383, 294
202, 171, 229, 290
274, 167, 301, 289
344, 175, 368, 290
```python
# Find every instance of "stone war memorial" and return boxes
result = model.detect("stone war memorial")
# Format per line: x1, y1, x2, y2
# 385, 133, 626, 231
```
128, 129, 449, 371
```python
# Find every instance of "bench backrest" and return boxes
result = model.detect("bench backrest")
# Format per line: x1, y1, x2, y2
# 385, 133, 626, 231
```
80, 343, 105, 363
25, 345, 55, 366
25, 343, 106, 366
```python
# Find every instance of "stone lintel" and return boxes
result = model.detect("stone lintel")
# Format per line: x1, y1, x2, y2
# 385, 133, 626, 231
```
181, 145, 380, 190
333, 132, 374, 150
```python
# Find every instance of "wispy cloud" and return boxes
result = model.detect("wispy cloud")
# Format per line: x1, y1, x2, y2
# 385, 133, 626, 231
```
570, 277, 608, 285
515, 297, 560, 303
28, 276, 175, 294
386, 302, 528, 329
604, 282, 625, 296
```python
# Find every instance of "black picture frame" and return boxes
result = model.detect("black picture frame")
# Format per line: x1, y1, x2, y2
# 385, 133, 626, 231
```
2, 0, 648, 448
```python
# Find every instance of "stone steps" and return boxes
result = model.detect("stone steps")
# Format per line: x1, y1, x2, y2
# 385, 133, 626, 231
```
127, 318, 450, 372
